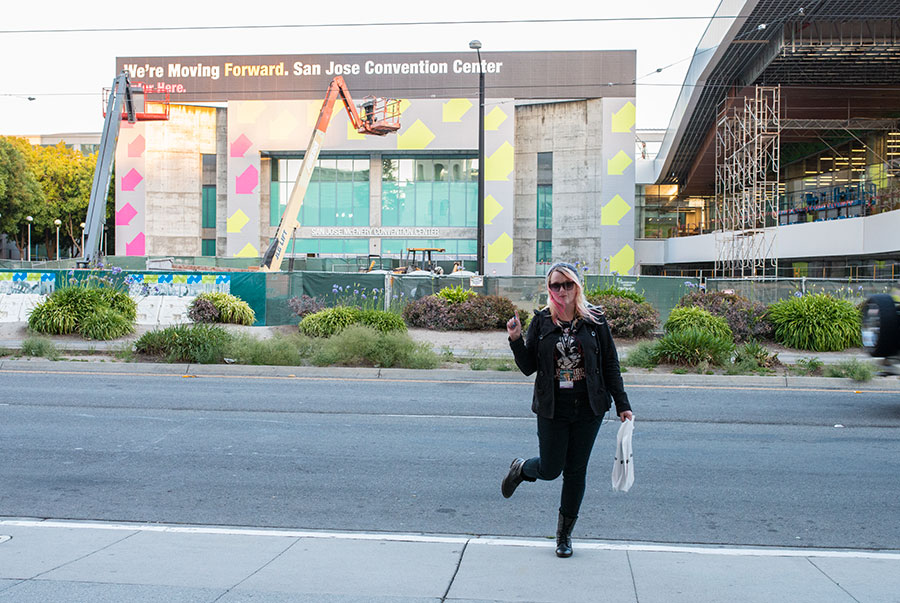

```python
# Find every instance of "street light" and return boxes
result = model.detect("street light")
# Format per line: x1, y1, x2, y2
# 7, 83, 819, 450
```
25, 215, 33, 262
469, 39, 485, 276
54, 219, 62, 260
80, 222, 86, 258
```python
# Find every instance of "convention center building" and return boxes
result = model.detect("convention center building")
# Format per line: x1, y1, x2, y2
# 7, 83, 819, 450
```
111, 50, 637, 276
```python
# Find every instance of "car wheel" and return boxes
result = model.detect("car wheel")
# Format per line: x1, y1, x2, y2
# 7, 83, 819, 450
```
862, 294, 900, 357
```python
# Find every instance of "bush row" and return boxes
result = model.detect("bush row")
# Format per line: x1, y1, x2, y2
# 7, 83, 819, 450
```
134, 323, 437, 369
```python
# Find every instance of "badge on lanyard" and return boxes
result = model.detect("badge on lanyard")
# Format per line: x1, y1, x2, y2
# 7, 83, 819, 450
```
559, 369, 575, 389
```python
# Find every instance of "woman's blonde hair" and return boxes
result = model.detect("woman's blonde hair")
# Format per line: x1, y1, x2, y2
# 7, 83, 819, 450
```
545, 262, 602, 324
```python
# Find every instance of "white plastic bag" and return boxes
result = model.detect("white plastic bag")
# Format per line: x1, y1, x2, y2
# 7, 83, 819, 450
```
611, 418, 634, 492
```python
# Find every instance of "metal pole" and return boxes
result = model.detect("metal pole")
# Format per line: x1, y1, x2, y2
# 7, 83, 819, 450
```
470, 40, 485, 276
54, 219, 61, 260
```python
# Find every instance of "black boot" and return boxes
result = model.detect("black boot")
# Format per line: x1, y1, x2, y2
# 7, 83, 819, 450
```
501, 458, 527, 498
556, 512, 577, 558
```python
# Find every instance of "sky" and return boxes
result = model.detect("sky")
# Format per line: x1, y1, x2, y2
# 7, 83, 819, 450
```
0, 0, 723, 136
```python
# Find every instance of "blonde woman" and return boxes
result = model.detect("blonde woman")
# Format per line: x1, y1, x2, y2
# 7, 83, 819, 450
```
504, 261, 633, 557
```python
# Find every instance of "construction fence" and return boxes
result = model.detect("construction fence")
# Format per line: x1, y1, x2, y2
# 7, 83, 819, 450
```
1, 266, 897, 327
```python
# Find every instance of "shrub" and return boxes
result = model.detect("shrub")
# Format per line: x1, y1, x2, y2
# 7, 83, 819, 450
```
79, 307, 134, 340
448, 296, 500, 330
585, 285, 646, 304
766, 293, 861, 351
223, 332, 315, 366
402, 296, 454, 330
678, 291, 772, 343
20, 336, 59, 360
28, 299, 79, 335
623, 341, 659, 369
28, 285, 136, 340
436, 285, 477, 304
732, 340, 779, 368
299, 306, 361, 337
187, 297, 220, 323
404, 294, 530, 331
195, 292, 255, 326
311, 325, 439, 369
824, 359, 874, 382
728, 340, 779, 375
135, 324, 231, 363
99, 288, 137, 322
592, 296, 658, 338
288, 294, 327, 319
356, 309, 407, 333
654, 328, 734, 366
665, 306, 733, 341
792, 356, 824, 376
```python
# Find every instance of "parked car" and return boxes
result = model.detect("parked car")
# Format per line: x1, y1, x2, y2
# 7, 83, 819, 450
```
861, 289, 900, 376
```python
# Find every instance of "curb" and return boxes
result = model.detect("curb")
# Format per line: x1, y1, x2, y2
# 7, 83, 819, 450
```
2, 358, 898, 391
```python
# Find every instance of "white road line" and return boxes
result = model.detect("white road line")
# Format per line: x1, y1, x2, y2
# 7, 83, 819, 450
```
2, 519, 899, 560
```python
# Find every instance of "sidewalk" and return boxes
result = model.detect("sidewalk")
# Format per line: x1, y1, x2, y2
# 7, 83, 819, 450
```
1, 518, 899, 602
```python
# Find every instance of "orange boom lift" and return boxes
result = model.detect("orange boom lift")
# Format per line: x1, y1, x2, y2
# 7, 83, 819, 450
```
261, 76, 400, 272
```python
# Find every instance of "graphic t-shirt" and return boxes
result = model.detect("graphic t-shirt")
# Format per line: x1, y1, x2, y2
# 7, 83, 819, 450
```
554, 319, 587, 400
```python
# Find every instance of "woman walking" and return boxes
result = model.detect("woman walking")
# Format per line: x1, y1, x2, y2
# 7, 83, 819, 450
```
503, 262, 633, 557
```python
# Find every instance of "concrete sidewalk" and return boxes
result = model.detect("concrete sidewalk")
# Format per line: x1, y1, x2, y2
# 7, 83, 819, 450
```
1, 519, 899, 602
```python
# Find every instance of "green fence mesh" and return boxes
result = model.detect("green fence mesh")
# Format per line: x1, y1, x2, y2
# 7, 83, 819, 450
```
707, 278, 899, 306
5, 266, 896, 328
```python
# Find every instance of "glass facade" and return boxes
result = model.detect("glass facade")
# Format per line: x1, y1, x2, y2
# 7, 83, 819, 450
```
281, 237, 370, 255
381, 156, 478, 227
266, 154, 479, 257
271, 157, 370, 227
381, 239, 477, 257
778, 135, 900, 224
635, 185, 715, 239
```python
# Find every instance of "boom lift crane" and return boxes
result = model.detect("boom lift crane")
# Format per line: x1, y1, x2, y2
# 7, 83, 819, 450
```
260, 76, 400, 272
80, 71, 136, 267
80, 70, 169, 267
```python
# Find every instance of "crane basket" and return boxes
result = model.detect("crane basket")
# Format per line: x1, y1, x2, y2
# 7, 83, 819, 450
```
357, 96, 401, 135
102, 81, 170, 121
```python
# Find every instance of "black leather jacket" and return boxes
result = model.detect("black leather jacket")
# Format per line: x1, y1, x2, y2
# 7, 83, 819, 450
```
509, 308, 631, 419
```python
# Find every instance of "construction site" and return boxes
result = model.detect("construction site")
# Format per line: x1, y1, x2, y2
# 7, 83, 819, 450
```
636, 0, 900, 280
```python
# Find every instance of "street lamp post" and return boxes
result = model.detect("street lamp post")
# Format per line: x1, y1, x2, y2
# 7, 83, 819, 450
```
469, 40, 486, 276
80, 222, 86, 258
54, 219, 62, 260
25, 215, 33, 262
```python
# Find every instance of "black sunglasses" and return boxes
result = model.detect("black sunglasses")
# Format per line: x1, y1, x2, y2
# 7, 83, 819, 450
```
548, 281, 576, 292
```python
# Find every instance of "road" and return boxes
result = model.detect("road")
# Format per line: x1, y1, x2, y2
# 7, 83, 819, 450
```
1, 366, 899, 550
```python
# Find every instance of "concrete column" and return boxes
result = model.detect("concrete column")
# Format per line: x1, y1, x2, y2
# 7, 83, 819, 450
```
215, 108, 228, 257
370, 153, 382, 255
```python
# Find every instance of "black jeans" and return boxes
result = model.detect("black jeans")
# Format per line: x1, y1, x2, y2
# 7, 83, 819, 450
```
521, 399, 603, 518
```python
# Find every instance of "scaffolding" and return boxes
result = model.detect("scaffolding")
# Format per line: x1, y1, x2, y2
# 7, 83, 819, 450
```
715, 85, 781, 278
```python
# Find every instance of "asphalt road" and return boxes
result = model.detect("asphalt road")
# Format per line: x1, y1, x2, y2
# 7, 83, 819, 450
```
1, 368, 899, 550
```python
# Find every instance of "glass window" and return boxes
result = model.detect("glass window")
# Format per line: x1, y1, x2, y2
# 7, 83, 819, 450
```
202, 185, 216, 229
537, 185, 552, 230
536, 240, 552, 263
271, 156, 370, 227
382, 155, 476, 228
201, 238, 216, 256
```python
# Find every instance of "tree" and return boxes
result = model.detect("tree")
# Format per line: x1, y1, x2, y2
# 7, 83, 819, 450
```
28, 142, 96, 259
0, 137, 44, 259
